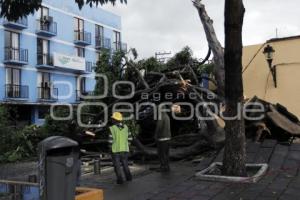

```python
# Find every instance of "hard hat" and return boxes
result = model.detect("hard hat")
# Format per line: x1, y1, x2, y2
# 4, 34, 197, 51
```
111, 112, 123, 121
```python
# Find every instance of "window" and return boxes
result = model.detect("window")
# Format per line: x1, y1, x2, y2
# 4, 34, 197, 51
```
37, 38, 50, 64
38, 72, 51, 88
38, 6, 49, 19
38, 72, 51, 99
74, 17, 84, 31
5, 31, 19, 49
6, 68, 21, 85
74, 17, 84, 40
75, 47, 85, 57
6, 68, 21, 98
80, 77, 86, 92
95, 24, 104, 46
113, 31, 121, 50
77, 77, 86, 93
5, 31, 20, 60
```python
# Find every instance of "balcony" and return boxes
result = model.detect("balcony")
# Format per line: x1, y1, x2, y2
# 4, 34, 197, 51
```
95, 37, 111, 50
37, 87, 58, 102
112, 42, 128, 52
5, 84, 29, 100
4, 47, 28, 65
74, 31, 91, 46
36, 53, 54, 69
36, 18, 57, 37
3, 17, 28, 30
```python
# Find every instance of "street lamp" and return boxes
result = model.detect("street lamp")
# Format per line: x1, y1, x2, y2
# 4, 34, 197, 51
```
263, 44, 277, 88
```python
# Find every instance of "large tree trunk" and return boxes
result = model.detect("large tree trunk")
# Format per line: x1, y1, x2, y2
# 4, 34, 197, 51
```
222, 0, 247, 176
193, 0, 225, 98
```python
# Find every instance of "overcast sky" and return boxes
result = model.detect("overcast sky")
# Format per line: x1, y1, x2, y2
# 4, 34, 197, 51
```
103, 0, 300, 59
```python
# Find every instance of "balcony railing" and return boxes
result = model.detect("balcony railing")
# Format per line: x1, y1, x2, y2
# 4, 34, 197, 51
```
36, 19, 57, 37
5, 84, 29, 99
4, 47, 28, 65
37, 53, 53, 68
3, 17, 28, 30
95, 37, 111, 50
74, 30, 92, 46
37, 87, 58, 101
113, 42, 127, 52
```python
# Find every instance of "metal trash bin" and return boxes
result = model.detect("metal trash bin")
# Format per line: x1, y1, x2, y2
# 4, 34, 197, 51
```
38, 136, 79, 200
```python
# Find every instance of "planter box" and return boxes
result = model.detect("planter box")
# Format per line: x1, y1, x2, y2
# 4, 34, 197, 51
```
195, 162, 268, 183
76, 187, 104, 200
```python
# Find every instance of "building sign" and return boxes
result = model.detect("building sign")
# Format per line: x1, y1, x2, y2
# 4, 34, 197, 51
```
53, 52, 85, 71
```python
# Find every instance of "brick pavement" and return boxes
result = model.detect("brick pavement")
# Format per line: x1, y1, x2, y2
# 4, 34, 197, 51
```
85, 140, 300, 200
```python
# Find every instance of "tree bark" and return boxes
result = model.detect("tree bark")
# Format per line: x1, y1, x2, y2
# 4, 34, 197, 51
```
222, 0, 247, 176
193, 0, 225, 98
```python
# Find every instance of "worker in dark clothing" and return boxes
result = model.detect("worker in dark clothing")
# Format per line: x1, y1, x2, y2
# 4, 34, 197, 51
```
155, 104, 181, 172
109, 112, 133, 184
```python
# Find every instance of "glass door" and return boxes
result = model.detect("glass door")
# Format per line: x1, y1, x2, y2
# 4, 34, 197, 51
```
37, 39, 49, 65
113, 31, 121, 50
5, 31, 20, 60
74, 18, 84, 40
95, 25, 104, 46
38, 72, 51, 99
6, 68, 21, 98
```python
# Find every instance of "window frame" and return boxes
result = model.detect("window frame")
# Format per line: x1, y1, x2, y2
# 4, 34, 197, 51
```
6, 68, 21, 85
75, 46, 85, 58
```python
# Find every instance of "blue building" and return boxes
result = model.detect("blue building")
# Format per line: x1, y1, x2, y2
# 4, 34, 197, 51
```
0, 0, 126, 125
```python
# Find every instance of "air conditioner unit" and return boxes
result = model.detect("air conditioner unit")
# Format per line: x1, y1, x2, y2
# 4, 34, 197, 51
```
43, 16, 53, 23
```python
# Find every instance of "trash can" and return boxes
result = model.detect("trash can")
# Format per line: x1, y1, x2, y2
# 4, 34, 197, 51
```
38, 136, 79, 200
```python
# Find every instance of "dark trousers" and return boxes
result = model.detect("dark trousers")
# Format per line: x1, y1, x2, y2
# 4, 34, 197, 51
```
157, 141, 170, 170
112, 152, 132, 183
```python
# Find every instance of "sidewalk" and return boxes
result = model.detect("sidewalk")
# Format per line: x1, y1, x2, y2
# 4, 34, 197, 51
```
81, 140, 300, 200
1, 140, 300, 200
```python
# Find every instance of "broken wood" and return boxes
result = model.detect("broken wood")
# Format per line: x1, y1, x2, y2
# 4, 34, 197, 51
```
193, 0, 225, 97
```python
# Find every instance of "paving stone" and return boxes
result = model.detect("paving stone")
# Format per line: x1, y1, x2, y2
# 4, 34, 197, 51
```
238, 191, 260, 200
256, 197, 277, 200
282, 187, 300, 196
290, 143, 300, 152
261, 140, 277, 148
254, 147, 274, 163
246, 152, 257, 163
189, 195, 211, 200
211, 184, 246, 200
191, 181, 214, 191
289, 177, 300, 188
272, 176, 291, 187
260, 188, 283, 198
196, 157, 215, 171
246, 142, 261, 153
258, 170, 279, 184
151, 191, 176, 200
287, 150, 300, 161
279, 192, 300, 200
281, 159, 299, 177
268, 145, 289, 170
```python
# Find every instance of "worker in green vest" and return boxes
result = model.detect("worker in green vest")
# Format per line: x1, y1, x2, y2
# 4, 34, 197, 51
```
108, 112, 133, 184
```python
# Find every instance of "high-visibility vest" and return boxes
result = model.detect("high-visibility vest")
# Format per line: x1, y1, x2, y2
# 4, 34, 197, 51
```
109, 124, 132, 153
